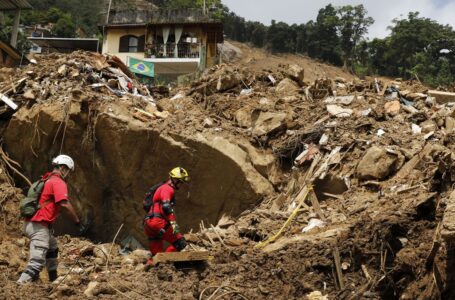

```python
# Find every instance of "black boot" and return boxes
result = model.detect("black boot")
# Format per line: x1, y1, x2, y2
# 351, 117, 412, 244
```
48, 270, 58, 282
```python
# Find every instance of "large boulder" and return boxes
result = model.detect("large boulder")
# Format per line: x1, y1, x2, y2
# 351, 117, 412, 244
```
356, 146, 404, 180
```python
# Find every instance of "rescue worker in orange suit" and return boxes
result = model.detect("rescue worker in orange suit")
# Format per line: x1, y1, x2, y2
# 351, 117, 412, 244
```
143, 167, 189, 268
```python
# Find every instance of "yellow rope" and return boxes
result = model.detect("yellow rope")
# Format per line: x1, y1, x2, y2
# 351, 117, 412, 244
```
255, 186, 312, 249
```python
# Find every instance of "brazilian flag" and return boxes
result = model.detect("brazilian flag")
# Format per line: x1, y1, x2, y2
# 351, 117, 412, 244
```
128, 57, 154, 77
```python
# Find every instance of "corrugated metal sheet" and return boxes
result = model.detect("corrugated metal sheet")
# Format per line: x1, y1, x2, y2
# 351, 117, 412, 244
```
0, 0, 32, 11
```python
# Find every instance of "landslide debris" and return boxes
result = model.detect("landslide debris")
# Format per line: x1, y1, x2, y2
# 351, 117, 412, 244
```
0, 47, 454, 299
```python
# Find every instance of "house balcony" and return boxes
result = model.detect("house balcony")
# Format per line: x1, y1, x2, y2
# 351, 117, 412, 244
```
143, 42, 201, 75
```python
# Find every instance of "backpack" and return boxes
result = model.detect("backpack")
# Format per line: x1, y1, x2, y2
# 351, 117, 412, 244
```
143, 182, 165, 213
20, 178, 52, 218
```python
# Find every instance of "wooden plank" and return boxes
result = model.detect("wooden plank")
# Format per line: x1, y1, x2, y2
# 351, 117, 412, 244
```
333, 245, 345, 290
152, 251, 209, 265
309, 190, 325, 220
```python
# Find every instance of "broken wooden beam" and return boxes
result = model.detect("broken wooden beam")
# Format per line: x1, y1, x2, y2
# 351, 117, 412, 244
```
152, 251, 209, 265
333, 245, 345, 290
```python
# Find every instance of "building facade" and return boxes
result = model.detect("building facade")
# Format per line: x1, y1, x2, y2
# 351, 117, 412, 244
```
101, 9, 223, 81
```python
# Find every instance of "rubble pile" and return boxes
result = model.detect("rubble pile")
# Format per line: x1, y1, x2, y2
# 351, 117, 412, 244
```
1, 49, 455, 299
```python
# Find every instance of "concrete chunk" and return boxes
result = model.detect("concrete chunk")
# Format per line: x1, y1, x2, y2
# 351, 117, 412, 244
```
428, 90, 455, 104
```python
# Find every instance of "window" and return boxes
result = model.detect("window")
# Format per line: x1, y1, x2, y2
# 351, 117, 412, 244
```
119, 35, 139, 53
138, 35, 145, 52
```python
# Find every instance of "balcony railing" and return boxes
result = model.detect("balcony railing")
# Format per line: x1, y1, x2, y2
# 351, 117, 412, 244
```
106, 9, 221, 25
146, 42, 201, 59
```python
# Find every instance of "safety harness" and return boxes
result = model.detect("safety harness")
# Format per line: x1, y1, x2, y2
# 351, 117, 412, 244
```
143, 193, 176, 241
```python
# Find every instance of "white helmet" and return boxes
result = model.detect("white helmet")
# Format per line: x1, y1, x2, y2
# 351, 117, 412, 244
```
52, 154, 74, 171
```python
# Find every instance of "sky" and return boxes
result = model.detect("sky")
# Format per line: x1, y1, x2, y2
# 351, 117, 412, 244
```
221, 0, 455, 39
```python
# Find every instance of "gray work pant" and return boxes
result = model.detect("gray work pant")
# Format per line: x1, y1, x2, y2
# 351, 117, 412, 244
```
22, 221, 58, 279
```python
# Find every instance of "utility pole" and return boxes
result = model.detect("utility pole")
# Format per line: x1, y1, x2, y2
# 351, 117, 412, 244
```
10, 9, 21, 48
106, 0, 113, 24
203, 0, 206, 15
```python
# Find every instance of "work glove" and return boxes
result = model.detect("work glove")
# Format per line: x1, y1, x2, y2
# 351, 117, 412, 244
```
170, 221, 180, 235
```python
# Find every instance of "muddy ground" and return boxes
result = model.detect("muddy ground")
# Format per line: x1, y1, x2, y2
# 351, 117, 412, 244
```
0, 42, 454, 299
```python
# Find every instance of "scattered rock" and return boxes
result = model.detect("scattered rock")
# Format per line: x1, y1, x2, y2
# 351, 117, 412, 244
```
217, 73, 241, 92
235, 107, 253, 128
446, 117, 455, 133
420, 120, 437, 134
285, 64, 304, 85
356, 146, 403, 180
276, 78, 300, 95
23, 89, 35, 100
306, 291, 328, 300
57, 64, 68, 76
84, 281, 100, 297
384, 100, 401, 116
203, 117, 214, 128
252, 112, 287, 136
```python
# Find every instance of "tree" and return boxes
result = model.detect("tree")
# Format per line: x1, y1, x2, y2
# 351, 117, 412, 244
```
52, 15, 76, 38
307, 4, 342, 65
336, 4, 374, 70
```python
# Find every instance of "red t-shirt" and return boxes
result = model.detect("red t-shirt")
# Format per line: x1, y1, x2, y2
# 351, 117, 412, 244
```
29, 172, 69, 225
149, 183, 176, 222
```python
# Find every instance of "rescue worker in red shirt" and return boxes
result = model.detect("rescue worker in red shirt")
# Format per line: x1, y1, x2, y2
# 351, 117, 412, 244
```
143, 167, 189, 268
17, 155, 83, 284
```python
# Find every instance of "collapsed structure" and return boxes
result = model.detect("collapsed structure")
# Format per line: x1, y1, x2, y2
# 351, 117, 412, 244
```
0, 43, 455, 299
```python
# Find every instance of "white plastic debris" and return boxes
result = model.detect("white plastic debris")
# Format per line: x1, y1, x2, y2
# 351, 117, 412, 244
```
302, 218, 326, 233
240, 88, 253, 95
171, 92, 185, 100
319, 133, 329, 145
411, 123, 422, 135
377, 129, 386, 136
267, 75, 276, 85
0, 94, 18, 110
361, 108, 372, 116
